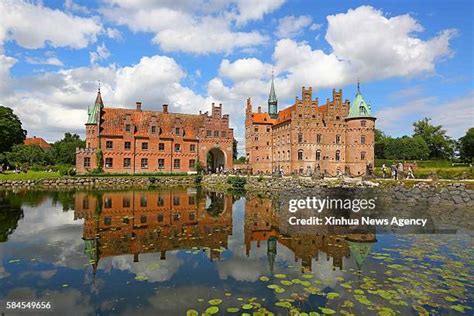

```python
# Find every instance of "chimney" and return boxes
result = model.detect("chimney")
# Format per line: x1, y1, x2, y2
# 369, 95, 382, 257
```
258, 106, 261, 113
163, 104, 168, 113
136, 102, 142, 111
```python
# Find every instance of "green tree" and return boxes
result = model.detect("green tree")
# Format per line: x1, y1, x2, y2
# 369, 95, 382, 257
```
384, 136, 429, 160
413, 118, 454, 159
374, 129, 387, 159
459, 128, 474, 162
236, 156, 247, 164
233, 138, 238, 160
0, 106, 27, 153
5, 144, 52, 167
51, 133, 85, 165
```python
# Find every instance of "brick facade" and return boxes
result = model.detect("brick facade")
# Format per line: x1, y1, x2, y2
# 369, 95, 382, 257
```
245, 85, 376, 176
76, 90, 234, 174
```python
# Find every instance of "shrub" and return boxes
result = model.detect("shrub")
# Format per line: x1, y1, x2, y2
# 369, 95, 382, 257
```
227, 176, 246, 190
195, 174, 203, 184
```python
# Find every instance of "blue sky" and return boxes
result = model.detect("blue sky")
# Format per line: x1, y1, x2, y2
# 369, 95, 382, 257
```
0, 0, 472, 153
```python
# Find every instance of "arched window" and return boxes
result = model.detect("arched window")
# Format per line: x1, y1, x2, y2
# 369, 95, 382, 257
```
298, 150, 303, 161
316, 150, 321, 161
316, 134, 322, 144
361, 151, 366, 160
361, 135, 366, 144
361, 120, 366, 127
335, 150, 340, 161
336, 135, 341, 144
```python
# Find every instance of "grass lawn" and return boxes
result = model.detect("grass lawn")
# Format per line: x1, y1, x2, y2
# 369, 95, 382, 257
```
0, 170, 61, 180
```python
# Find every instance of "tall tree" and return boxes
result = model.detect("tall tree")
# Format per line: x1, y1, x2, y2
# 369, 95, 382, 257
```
413, 118, 454, 159
233, 138, 238, 160
374, 129, 387, 159
52, 133, 85, 165
459, 128, 474, 162
0, 106, 27, 153
5, 144, 53, 167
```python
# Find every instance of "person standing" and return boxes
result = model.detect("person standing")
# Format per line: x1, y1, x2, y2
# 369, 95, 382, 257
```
407, 166, 415, 179
397, 162, 404, 180
391, 163, 397, 180
381, 164, 387, 179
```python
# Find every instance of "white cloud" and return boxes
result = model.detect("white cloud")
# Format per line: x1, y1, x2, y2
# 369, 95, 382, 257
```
276, 15, 315, 38
219, 58, 272, 82
0, 54, 17, 96
0, 0, 102, 49
100, 0, 274, 54
105, 27, 122, 40
375, 91, 474, 138
25, 52, 64, 66
89, 43, 111, 64
64, 0, 90, 14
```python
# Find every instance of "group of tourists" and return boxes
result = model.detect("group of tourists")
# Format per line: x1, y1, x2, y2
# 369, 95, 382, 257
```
381, 162, 415, 180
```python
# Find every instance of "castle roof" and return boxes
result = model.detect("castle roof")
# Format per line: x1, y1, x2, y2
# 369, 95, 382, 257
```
100, 107, 204, 139
87, 89, 103, 125
251, 112, 275, 125
24, 137, 51, 148
347, 91, 373, 119
268, 74, 277, 104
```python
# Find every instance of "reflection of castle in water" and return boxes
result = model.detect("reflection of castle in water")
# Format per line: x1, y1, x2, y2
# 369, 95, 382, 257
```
244, 197, 377, 272
74, 190, 233, 273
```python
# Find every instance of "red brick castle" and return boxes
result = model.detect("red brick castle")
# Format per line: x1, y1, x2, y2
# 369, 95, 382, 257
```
245, 78, 376, 176
76, 89, 234, 174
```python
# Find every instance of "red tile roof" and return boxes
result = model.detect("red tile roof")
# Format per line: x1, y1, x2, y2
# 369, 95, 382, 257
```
24, 137, 51, 148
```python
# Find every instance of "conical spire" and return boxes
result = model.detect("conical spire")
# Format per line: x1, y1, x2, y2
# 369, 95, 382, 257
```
95, 81, 104, 109
347, 80, 373, 119
87, 83, 104, 124
268, 70, 278, 118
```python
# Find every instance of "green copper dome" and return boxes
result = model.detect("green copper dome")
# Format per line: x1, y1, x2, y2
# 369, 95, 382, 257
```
347, 91, 373, 119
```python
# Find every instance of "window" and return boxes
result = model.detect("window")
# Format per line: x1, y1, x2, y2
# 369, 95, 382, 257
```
140, 196, 147, 207
142, 142, 148, 150
158, 159, 165, 169
174, 159, 181, 169
104, 216, 112, 225
336, 150, 341, 161
157, 213, 163, 222
316, 150, 321, 161
221, 131, 227, 137
298, 133, 303, 143
254, 127, 258, 132
151, 126, 156, 134
173, 213, 180, 221
361, 151, 366, 160
104, 197, 112, 208
174, 143, 181, 152
360, 106, 367, 116
82, 198, 89, 209
105, 158, 113, 168
106, 140, 113, 149
157, 196, 164, 206
123, 217, 129, 224
188, 196, 195, 205
207, 130, 212, 137
190, 144, 196, 152
361, 120, 366, 127
141, 158, 148, 169
175, 127, 180, 135
123, 197, 131, 208
361, 135, 366, 144
336, 116, 340, 120
298, 150, 303, 160
84, 157, 90, 168
159, 143, 165, 151
214, 130, 219, 137
140, 215, 147, 224
266, 127, 270, 132
336, 135, 341, 144
173, 196, 180, 206
189, 159, 195, 169
125, 124, 131, 132
316, 134, 322, 144
124, 141, 131, 150
189, 212, 196, 221
123, 158, 131, 168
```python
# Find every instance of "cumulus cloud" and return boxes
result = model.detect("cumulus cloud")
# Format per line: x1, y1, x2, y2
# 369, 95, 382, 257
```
25, 52, 63, 66
219, 58, 272, 82
100, 0, 276, 54
89, 43, 111, 64
276, 15, 318, 38
0, 0, 102, 49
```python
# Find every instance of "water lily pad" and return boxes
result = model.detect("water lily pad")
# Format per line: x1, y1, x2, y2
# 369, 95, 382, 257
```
275, 287, 285, 293
242, 304, 253, 310
302, 274, 314, 279
208, 299, 222, 305
267, 284, 279, 289
259, 276, 270, 282
319, 307, 336, 314
281, 280, 293, 286
205, 306, 219, 314
226, 307, 239, 313
326, 292, 339, 299
134, 275, 148, 281
275, 301, 292, 308
275, 274, 287, 279
186, 310, 198, 316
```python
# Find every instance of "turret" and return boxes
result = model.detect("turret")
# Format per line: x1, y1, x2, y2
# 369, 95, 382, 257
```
268, 72, 278, 119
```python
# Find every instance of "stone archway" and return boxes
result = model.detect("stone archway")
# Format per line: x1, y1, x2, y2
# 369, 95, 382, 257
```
207, 147, 226, 173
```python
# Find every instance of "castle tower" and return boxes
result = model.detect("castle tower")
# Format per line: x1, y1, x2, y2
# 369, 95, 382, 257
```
268, 72, 278, 119
85, 87, 103, 149
345, 81, 376, 176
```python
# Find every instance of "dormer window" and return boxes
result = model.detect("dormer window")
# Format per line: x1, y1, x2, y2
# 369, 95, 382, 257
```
151, 126, 156, 134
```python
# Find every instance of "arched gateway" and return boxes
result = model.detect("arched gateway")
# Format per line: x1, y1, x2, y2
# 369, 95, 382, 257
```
207, 147, 226, 173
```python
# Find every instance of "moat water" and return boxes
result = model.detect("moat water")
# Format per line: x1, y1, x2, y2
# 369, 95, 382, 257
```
0, 189, 472, 315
